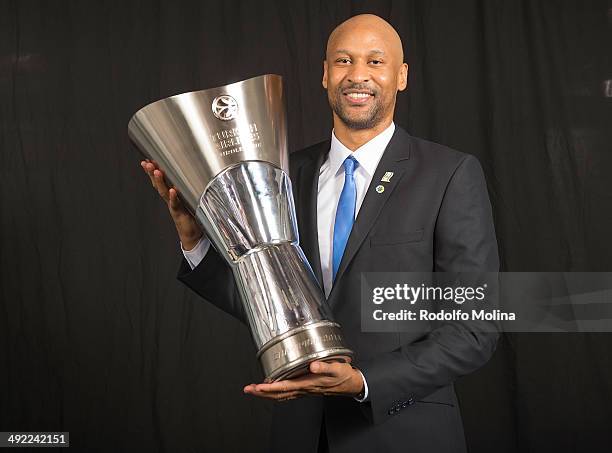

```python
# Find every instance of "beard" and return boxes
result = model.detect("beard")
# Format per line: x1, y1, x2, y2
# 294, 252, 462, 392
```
329, 83, 387, 130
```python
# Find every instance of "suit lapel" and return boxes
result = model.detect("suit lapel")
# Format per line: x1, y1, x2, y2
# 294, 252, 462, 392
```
328, 128, 412, 302
295, 142, 329, 287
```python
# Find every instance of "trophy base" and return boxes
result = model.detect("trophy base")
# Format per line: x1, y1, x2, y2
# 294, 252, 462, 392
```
257, 321, 354, 382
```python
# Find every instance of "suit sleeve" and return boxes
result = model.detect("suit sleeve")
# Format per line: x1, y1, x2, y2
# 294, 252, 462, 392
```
177, 245, 247, 324
356, 154, 500, 425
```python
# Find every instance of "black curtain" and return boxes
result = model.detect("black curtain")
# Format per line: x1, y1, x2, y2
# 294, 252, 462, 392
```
1, 0, 611, 451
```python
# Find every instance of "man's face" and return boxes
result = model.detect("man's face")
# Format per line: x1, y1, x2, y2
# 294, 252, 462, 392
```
322, 25, 407, 130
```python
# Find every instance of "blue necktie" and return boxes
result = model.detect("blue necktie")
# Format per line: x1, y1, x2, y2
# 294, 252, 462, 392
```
332, 156, 358, 280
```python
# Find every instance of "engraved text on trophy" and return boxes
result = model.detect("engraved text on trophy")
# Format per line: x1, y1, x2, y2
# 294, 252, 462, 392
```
211, 123, 261, 157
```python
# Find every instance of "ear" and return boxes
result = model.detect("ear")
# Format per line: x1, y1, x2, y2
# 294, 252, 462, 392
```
322, 60, 328, 89
397, 63, 408, 91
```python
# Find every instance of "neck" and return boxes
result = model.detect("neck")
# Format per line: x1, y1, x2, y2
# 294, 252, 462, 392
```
332, 116, 393, 151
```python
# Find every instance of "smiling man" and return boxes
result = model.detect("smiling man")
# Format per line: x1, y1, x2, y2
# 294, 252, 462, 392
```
142, 13, 499, 453
324, 15, 406, 140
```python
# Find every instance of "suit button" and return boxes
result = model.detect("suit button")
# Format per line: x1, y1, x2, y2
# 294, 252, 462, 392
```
401, 402, 408, 408
408, 398, 415, 406
388, 408, 395, 415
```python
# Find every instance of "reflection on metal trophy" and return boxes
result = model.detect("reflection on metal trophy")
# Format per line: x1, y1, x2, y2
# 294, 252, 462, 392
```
128, 74, 353, 381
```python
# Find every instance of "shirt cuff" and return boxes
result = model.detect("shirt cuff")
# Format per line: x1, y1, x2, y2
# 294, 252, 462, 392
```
353, 369, 369, 402
181, 236, 210, 270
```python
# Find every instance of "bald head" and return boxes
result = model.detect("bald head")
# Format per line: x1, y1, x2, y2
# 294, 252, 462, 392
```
322, 14, 408, 135
326, 14, 404, 65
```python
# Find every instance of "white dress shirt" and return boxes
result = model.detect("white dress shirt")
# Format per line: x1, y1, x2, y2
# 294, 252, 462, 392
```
317, 122, 395, 297
182, 122, 396, 402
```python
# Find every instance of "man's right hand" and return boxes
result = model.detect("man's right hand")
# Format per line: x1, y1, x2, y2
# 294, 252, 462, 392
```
140, 159, 204, 250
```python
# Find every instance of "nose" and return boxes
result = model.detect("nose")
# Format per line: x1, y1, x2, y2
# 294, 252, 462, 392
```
347, 60, 370, 84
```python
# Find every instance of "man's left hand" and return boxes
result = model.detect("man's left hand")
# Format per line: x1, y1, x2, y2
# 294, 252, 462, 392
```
244, 361, 364, 401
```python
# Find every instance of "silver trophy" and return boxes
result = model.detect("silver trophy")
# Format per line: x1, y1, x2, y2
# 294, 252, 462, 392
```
128, 74, 353, 381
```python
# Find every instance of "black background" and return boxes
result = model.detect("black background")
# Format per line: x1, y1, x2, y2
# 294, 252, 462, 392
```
1, 0, 611, 451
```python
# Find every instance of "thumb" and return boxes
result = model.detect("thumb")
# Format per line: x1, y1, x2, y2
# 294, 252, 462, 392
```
310, 361, 335, 375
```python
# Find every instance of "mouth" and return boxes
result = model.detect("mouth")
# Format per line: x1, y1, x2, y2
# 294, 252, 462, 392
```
342, 89, 375, 105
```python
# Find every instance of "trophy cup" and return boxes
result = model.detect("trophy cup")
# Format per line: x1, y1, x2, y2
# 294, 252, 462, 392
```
128, 74, 353, 381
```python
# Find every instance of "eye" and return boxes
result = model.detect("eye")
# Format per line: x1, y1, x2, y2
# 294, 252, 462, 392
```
369, 59, 383, 65
336, 57, 351, 64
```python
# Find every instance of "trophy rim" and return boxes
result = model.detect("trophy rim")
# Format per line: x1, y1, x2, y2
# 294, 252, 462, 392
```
264, 350, 354, 383
255, 320, 343, 358
127, 73, 283, 135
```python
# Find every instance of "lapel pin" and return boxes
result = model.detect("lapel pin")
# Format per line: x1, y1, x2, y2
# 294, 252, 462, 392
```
376, 185, 385, 193
381, 171, 394, 183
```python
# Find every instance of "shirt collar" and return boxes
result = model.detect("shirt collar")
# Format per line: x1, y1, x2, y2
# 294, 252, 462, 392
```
328, 122, 396, 177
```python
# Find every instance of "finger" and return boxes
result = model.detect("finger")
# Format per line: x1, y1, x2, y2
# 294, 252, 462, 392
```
253, 380, 293, 393
246, 388, 305, 401
142, 161, 157, 172
310, 361, 340, 376
141, 161, 156, 182
276, 391, 305, 401
243, 384, 261, 393
254, 379, 312, 394
153, 169, 170, 202
168, 188, 182, 211
142, 162, 158, 187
